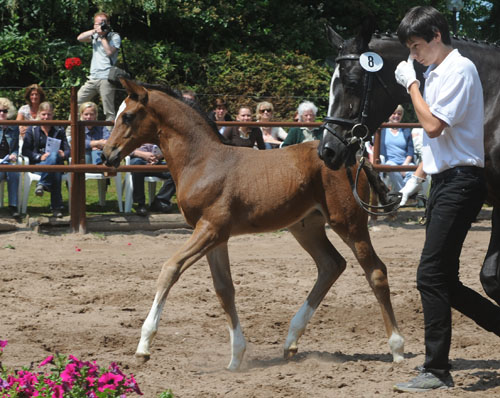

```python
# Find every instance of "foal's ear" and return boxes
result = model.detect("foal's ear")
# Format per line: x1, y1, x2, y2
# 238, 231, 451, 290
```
120, 78, 149, 105
325, 24, 343, 50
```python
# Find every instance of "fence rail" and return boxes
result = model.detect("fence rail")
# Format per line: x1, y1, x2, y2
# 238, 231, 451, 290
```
0, 86, 421, 232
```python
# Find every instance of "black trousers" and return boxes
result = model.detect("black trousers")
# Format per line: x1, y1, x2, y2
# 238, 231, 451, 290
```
130, 157, 176, 206
417, 167, 500, 374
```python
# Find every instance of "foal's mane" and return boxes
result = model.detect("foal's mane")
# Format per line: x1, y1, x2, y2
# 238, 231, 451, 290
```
139, 82, 229, 144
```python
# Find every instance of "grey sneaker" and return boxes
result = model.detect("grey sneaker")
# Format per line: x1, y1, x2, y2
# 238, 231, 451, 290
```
394, 371, 454, 392
35, 184, 45, 197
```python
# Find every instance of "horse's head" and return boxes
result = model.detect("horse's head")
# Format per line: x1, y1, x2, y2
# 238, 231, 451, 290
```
102, 79, 159, 168
318, 21, 412, 170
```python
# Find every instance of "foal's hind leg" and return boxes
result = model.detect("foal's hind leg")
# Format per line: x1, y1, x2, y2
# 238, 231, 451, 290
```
284, 211, 347, 359
206, 243, 246, 371
136, 220, 224, 363
332, 221, 404, 362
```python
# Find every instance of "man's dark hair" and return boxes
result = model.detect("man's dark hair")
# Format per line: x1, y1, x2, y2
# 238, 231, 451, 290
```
397, 6, 451, 46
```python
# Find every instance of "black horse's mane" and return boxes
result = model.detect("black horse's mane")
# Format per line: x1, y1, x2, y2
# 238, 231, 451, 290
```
373, 30, 500, 49
138, 81, 232, 145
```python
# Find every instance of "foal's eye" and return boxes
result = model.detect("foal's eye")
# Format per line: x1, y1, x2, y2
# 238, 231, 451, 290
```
122, 112, 135, 125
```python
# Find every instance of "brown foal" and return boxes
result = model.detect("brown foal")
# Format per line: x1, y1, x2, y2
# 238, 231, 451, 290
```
102, 79, 404, 370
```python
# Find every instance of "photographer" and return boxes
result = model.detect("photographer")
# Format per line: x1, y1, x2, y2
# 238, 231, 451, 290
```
77, 12, 121, 121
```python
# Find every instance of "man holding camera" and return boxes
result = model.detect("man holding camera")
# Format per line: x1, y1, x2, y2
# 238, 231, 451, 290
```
77, 12, 121, 121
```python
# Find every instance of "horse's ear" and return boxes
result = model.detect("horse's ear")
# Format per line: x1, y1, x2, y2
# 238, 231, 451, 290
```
360, 15, 376, 46
325, 24, 344, 50
120, 78, 149, 105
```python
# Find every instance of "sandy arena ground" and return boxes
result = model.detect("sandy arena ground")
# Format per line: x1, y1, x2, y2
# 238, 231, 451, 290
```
1, 208, 499, 397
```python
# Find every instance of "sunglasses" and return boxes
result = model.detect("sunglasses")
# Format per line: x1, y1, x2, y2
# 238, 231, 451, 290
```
0, 109, 9, 114
259, 108, 272, 113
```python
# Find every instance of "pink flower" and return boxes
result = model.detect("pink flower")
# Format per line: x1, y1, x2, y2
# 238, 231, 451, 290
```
51, 384, 64, 398
39, 355, 54, 367
97, 372, 124, 392
0, 340, 7, 348
125, 375, 143, 395
60, 363, 78, 386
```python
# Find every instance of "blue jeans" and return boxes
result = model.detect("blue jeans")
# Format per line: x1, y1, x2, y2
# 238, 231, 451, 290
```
417, 166, 500, 374
0, 165, 20, 207
37, 152, 64, 210
385, 160, 413, 191
85, 150, 103, 165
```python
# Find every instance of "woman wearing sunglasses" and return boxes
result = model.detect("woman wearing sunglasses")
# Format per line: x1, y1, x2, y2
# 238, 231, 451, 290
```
255, 101, 287, 149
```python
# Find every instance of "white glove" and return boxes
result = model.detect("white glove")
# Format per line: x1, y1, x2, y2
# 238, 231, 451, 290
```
395, 57, 420, 93
399, 174, 425, 206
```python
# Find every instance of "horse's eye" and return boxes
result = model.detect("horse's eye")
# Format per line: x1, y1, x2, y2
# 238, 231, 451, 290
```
122, 112, 135, 125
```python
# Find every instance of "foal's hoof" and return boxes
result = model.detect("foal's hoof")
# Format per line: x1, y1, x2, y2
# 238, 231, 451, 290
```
135, 353, 151, 365
284, 346, 298, 360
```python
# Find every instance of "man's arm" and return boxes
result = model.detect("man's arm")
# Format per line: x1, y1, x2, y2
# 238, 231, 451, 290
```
77, 29, 96, 43
408, 83, 448, 138
100, 34, 119, 57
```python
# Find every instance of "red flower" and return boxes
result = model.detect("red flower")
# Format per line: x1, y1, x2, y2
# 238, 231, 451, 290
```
65, 57, 82, 70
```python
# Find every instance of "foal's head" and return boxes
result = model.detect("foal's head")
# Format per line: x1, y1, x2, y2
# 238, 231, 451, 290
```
102, 79, 160, 167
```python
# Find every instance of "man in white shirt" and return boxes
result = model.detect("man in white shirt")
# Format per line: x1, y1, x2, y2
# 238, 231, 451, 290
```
393, 5, 500, 392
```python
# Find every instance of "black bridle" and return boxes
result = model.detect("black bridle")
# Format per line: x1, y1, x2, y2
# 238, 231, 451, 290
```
321, 52, 401, 215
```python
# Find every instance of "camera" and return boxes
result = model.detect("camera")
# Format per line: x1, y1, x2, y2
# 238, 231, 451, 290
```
99, 21, 110, 34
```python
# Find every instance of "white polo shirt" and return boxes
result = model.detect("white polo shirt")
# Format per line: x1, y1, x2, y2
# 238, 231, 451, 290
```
421, 49, 484, 175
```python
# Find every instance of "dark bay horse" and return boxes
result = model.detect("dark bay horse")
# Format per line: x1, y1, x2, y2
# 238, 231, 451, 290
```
318, 22, 500, 303
102, 79, 404, 370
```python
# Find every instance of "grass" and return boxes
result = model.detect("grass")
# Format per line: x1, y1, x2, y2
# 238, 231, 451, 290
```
0, 176, 178, 219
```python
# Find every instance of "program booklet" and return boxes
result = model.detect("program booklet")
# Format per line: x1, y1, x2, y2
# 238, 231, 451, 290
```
45, 137, 61, 154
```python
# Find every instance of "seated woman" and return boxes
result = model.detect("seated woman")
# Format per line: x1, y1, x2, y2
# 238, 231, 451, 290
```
223, 106, 265, 149
16, 84, 46, 139
0, 97, 21, 217
22, 102, 70, 218
80, 101, 109, 164
255, 101, 287, 149
379, 105, 414, 192
281, 101, 321, 147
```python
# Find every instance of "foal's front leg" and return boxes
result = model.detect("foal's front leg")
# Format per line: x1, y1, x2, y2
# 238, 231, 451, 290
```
206, 243, 246, 371
284, 212, 347, 359
136, 220, 222, 363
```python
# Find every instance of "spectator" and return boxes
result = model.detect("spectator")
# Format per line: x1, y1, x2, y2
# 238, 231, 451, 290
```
129, 144, 176, 216
0, 97, 21, 217
281, 101, 321, 147
79, 101, 109, 165
77, 11, 121, 121
208, 98, 232, 135
255, 101, 287, 149
411, 127, 424, 164
16, 84, 46, 139
181, 90, 197, 103
379, 105, 414, 192
223, 106, 265, 149
22, 102, 70, 218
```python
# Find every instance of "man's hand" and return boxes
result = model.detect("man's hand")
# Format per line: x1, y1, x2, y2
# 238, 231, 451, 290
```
395, 57, 420, 93
399, 174, 425, 206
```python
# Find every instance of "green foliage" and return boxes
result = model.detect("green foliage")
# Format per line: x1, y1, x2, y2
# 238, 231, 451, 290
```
158, 390, 175, 398
0, 0, 498, 120
197, 50, 331, 119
